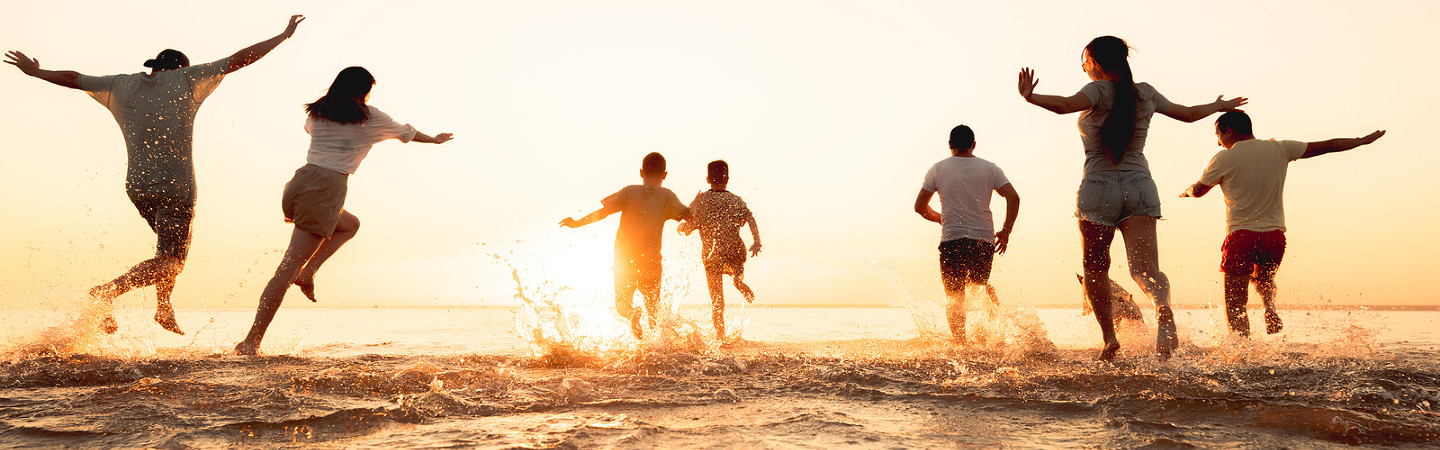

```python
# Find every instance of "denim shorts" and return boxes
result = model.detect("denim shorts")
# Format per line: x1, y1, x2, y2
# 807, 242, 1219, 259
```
1074, 170, 1162, 227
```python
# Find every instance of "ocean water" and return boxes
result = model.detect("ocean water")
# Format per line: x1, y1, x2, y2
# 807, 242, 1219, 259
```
0, 303, 1437, 448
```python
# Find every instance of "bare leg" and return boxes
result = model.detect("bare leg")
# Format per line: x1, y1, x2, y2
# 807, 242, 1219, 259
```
982, 283, 1000, 320
1223, 271, 1251, 336
733, 270, 756, 304
1253, 266, 1282, 334
292, 211, 359, 302
639, 276, 662, 333
1116, 216, 1176, 358
615, 272, 641, 339
1079, 220, 1120, 361
234, 229, 325, 355
945, 286, 967, 344
153, 275, 184, 335
705, 266, 726, 339
89, 255, 185, 334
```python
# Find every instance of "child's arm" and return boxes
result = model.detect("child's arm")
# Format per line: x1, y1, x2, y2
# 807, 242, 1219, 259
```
677, 194, 701, 235
1017, 68, 1091, 114
746, 214, 762, 257
1301, 130, 1385, 159
995, 183, 1019, 255
914, 189, 942, 224
559, 205, 618, 228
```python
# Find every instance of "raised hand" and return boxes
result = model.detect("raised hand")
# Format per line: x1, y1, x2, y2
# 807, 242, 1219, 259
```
283, 15, 306, 38
558, 217, 577, 228
431, 133, 455, 144
1215, 95, 1248, 111
1018, 68, 1039, 102
1360, 130, 1387, 144
4, 51, 40, 76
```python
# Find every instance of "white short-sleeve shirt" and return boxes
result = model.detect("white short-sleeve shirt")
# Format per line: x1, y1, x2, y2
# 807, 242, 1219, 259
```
303, 105, 418, 174
921, 156, 1011, 243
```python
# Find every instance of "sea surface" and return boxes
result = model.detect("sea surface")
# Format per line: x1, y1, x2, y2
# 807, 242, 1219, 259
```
0, 303, 1437, 448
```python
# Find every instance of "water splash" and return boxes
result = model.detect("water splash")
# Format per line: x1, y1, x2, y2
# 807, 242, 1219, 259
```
876, 262, 1057, 356
490, 236, 721, 362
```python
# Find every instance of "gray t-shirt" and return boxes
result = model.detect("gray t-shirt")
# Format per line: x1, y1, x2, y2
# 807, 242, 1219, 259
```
77, 58, 229, 199
1076, 81, 1173, 174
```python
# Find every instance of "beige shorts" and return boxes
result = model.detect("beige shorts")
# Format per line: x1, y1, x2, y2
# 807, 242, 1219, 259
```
281, 164, 348, 238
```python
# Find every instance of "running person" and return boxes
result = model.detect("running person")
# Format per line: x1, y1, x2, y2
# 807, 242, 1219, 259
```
1018, 36, 1246, 360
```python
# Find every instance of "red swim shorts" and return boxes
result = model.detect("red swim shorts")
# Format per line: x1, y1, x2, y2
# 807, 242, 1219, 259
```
1220, 229, 1286, 274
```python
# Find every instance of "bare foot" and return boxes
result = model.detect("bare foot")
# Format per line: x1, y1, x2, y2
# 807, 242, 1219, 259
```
736, 282, 755, 303
1265, 310, 1283, 335
293, 275, 317, 302
154, 310, 185, 335
1099, 340, 1120, 362
234, 341, 259, 356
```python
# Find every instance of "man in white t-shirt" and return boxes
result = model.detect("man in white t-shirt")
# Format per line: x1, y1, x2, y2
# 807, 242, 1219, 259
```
1181, 111, 1385, 336
4, 15, 304, 335
914, 125, 1020, 344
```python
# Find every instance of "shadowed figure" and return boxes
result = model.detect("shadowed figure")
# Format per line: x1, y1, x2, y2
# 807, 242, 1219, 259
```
233, 67, 454, 356
678, 160, 763, 341
914, 125, 1020, 345
560, 152, 693, 339
1018, 35, 1246, 361
1182, 111, 1384, 337
4, 15, 305, 335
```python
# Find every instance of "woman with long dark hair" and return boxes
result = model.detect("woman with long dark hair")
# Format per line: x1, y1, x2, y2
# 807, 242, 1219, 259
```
236, 66, 453, 355
1018, 36, 1245, 361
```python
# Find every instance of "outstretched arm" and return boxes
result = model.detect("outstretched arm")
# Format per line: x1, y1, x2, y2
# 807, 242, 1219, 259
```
1180, 182, 1215, 198
411, 131, 454, 144
4, 51, 81, 89
994, 183, 1019, 255
1301, 130, 1386, 159
914, 189, 942, 224
1158, 95, 1249, 123
1018, 68, 1091, 114
559, 205, 619, 228
225, 15, 305, 74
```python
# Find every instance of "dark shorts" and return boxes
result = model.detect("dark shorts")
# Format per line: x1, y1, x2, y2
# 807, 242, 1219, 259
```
703, 245, 747, 276
128, 188, 195, 258
1221, 229, 1286, 274
282, 165, 349, 238
939, 238, 994, 292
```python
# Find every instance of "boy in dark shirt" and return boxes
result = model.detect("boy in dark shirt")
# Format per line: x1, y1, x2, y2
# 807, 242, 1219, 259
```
561, 152, 692, 338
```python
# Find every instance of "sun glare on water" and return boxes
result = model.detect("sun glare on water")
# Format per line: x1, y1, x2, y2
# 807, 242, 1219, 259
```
493, 229, 709, 358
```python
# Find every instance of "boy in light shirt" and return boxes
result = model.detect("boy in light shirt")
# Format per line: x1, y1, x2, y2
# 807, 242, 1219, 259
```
679, 160, 762, 341
1182, 111, 1384, 336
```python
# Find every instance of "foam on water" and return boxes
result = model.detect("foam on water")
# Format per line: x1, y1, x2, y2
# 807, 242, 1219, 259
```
0, 251, 1437, 447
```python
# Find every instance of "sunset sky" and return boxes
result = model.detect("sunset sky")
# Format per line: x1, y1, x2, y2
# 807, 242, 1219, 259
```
2, 0, 1436, 312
